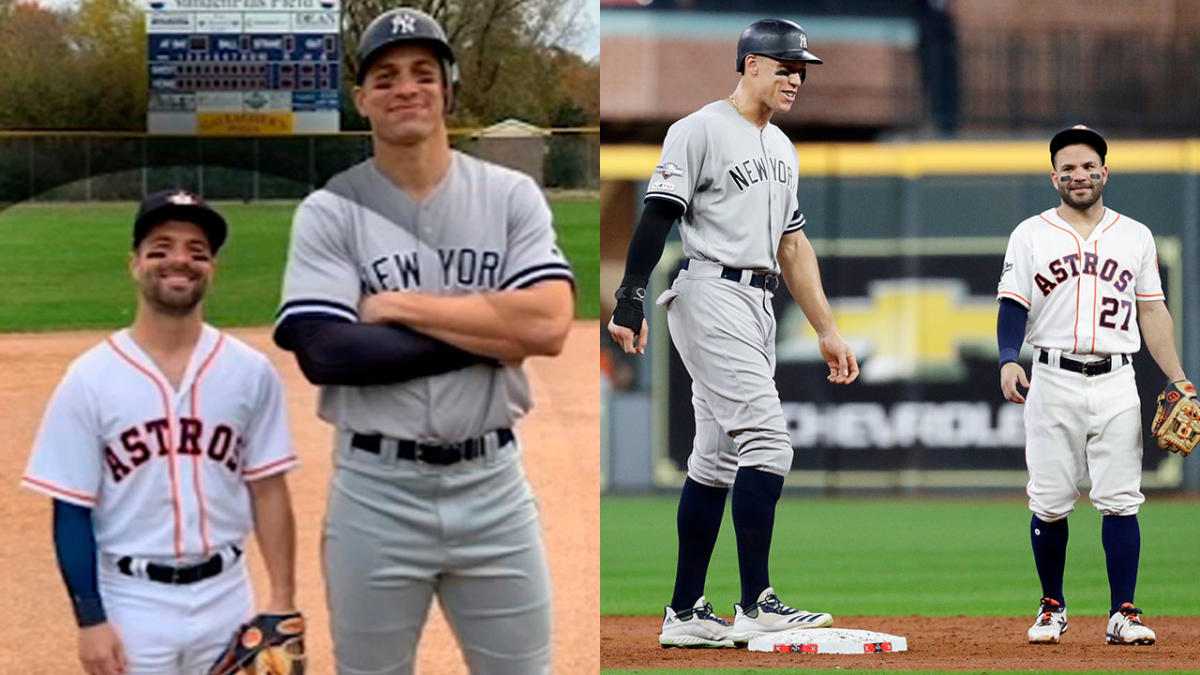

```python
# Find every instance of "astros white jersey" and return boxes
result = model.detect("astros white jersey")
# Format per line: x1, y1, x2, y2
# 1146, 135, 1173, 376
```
274, 151, 574, 441
22, 325, 297, 560
646, 100, 804, 273
997, 207, 1164, 355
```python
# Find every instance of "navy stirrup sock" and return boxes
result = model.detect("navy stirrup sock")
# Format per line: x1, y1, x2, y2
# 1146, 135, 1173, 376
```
1102, 514, 1140, 614
670, 477, 729, 611
1030, 515, 1068, 605
732, 467, 785, 609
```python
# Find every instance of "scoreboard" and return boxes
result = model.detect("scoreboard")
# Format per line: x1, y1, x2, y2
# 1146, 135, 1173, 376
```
146, 0, 341, 135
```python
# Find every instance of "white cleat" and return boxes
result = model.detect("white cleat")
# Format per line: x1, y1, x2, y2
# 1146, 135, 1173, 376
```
726, 587, 833, 646
1027, 597, 1068, 644
1106, 603, 1156, 645
658, 595, 734, 648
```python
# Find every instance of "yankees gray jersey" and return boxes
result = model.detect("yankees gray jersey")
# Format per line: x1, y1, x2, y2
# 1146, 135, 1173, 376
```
276, 151, 573, 441
646, 100, 804, 273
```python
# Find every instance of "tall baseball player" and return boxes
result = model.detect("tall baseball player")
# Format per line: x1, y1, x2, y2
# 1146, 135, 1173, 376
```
272, 7, 574, 674
998, 125, 1188, 646
608, 19, 858, 649
21, 190, 300, 674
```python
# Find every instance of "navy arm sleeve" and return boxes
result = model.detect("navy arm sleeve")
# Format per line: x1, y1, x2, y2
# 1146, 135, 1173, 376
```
619, 198, 685, 289
997, 297, 1028, 368
274, 316, 495, 386
53, 499, 106, 627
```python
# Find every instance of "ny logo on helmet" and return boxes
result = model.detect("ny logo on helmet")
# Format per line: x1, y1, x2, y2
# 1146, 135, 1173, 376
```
798, 34, 807, 49
391, 12, 417, 35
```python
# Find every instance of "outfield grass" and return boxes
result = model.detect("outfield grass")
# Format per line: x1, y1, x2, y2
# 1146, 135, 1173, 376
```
0, 197, 598, 332
602, 496, 1200, 618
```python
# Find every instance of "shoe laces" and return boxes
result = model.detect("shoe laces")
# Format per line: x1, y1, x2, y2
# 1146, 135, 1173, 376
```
1117, 604, 1145, 625
1037, 598, 1062, 625
681, 601, 731, 626
757, 594, 798, 616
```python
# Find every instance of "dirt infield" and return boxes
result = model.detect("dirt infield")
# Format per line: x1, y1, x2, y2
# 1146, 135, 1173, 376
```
0, 322, 599, 674
603, 615, 1200, 670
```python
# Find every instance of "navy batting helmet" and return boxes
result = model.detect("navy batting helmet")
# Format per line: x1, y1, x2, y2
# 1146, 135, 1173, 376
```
736, 19, 822, 75
356, 7, 461, 113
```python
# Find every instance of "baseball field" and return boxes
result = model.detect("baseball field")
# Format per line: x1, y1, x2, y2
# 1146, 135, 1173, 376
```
601, 496, 1200, 673
0, 196, 600, 673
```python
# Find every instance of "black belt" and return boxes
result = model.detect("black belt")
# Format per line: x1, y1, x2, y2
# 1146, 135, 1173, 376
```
351, 428, 514, 465
683, 259, 778, 291
1038, 350, 1129, 377
117, 546, 241, 585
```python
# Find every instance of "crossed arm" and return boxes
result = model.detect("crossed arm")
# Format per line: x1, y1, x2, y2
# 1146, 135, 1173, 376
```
358, 280, 575, 362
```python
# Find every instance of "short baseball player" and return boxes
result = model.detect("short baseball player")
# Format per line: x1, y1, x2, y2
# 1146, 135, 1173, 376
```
272, 7, 574, 674
608, 19, 858, 649
998, 125, 1188, 646
21, 190, 300, 674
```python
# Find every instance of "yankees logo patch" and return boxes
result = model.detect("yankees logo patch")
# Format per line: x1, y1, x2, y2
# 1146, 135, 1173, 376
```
391, 12, 417, 34
656, 162, 684, 179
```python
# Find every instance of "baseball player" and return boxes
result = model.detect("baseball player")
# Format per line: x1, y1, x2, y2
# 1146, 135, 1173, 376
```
998, 125, 1186, 646
608, 19, 858, 649
272, 7, 574, 674
21, 190, 300, 674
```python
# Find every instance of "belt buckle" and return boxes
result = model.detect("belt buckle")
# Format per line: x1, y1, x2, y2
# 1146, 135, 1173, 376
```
169, 565, 185, 584
1083, 360, 1106, 377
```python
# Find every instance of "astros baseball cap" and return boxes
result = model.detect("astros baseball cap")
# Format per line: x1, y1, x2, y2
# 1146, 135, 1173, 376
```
1050, 124, 1107, 166
133, 189, 228, 254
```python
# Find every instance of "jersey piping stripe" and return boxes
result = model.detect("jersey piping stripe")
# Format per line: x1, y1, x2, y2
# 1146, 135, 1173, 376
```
1091, 241, 1099, 353
500, 262, 574, 290
644, 192, 688, 209
189, 333, 225, 557
1038, 214, 1084, 353
243, 455, 298, 479
274, 299, 357, 322
998, 290, 1030, 308
20, 475, 97, 505
1101, 213, 1122, 234
106, 337, 184, 560
506, 270, 575, 291
1136, 293, 1165, 299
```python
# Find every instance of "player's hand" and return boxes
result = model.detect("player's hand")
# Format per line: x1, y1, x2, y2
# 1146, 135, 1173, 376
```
608, 316, 649, 355
818, 332, 858, 384
358, 292, 393, 324
1000, 362, 1029, 404
79, 622, 128, 675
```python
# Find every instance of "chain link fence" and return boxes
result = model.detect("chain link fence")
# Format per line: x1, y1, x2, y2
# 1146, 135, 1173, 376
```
0, 129, 598, 206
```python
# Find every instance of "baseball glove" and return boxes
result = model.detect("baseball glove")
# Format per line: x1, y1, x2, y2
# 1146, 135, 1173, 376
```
1150, 379, 1200, 456
207, 612, 305, 675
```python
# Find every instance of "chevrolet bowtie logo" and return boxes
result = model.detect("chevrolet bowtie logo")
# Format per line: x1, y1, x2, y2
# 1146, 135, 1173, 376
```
778, 280, 997, 383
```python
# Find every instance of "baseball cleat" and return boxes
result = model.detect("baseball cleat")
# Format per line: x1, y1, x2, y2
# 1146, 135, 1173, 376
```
1027, 597, 1068, 644
726, 587, 833, 646
658, 596, 734, 648
1106, 603, 1156, 645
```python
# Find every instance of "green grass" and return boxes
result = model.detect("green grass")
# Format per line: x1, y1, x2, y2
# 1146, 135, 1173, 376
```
0, 198, 598, 331
602, 496, 1200, 618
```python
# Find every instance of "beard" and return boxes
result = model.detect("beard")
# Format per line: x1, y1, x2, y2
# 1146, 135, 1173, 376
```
140, 269, 207, 317
1058, 179, 1104, 211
